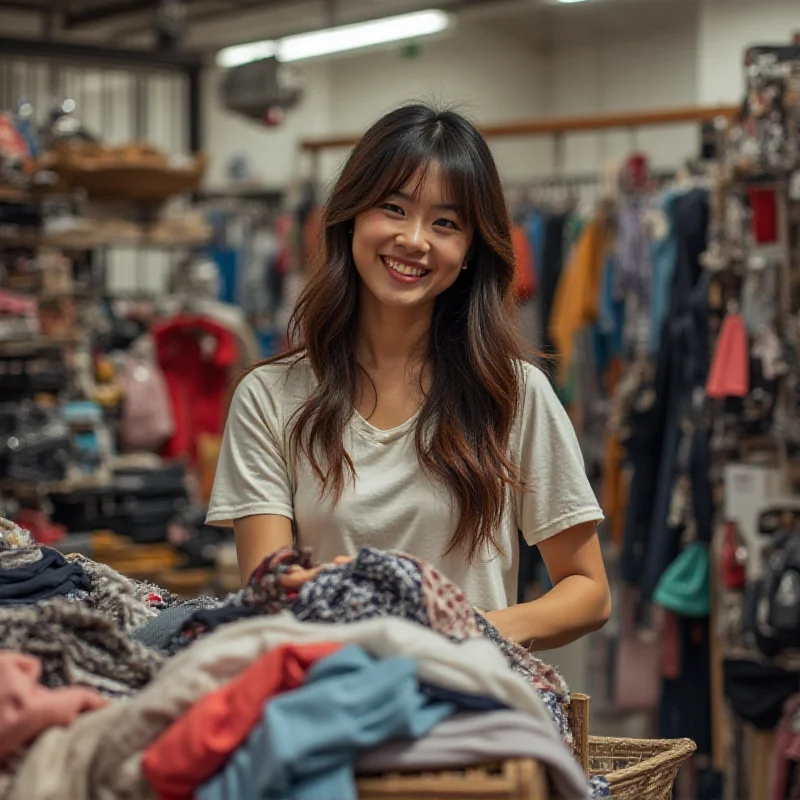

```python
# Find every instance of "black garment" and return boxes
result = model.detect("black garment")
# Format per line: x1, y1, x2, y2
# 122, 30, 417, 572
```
0, 547, 92, 604
539, 212, 569, 359
723, 659, 800, 731
421, 684, 507, 712
621, 188, 712, 600
658, 616, 712, 756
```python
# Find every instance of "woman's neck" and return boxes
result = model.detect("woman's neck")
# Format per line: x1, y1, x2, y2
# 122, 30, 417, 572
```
356, 296, 432, 371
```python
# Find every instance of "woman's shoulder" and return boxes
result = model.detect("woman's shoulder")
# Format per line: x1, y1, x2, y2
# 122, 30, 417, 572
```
512, 358, 565, 428
235, 353, 316, 412
515, 359, 556, 399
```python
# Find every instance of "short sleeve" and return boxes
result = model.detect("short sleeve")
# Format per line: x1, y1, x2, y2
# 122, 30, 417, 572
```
514, 363, 604, 546
206, 369, 294, 527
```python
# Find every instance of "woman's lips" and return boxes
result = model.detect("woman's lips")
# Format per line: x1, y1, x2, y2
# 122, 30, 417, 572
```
380, 255, 430, 284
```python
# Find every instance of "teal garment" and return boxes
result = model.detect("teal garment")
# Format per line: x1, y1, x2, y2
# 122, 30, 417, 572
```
593, 255, 625, 375
526, 213, 545, 284
653, 541, 711, 618
197, 645, 456, 800
649, 191, 679, 354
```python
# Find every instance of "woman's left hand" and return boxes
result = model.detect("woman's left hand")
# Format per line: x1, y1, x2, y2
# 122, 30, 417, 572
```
280, 555, 353, 590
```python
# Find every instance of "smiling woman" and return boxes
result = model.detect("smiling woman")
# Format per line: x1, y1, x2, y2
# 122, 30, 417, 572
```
206, 104, 610, 650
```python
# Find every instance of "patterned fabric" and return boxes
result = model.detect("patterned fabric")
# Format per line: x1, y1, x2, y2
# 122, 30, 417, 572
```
291, 549, 426, 627
474, 614, 569, 699
169, 547, 311, 652
417, 560, 480, 640
0, 518, 34, 551
64, 554, 158, 632
0, 547, 42, 570
0, 598, 162, 697
590, 775, 611, 798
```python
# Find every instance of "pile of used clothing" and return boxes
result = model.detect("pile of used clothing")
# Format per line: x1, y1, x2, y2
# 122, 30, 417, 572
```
0, 515, 609, 800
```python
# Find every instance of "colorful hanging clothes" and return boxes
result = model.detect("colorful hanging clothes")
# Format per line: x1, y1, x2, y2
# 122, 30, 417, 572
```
511, 223, 537, 301
152, 315, 239, 463
549, 215, 610, 386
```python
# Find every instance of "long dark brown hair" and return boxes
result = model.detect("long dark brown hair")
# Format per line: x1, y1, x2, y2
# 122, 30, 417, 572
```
255, 104, 528, 559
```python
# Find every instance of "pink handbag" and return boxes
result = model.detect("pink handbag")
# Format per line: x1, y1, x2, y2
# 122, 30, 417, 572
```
120, 336, 175, 452
614, 587, 663, 711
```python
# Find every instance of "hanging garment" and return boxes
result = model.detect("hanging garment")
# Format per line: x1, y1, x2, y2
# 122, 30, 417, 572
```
746, 186, 778, 244
511, 223, 536, 301
593, 257, 625, 377
623, 188, 711, 601
197, 645, 457, 800
142, 642, 341, 800
539, 212, 569, 359
770, 694, 800, 800
355, 710, 590, 800
119, 336, 174, 453
549, 215, 610, 385
706, 312, 749, 398
653, 541, 711, 617
649, 192, 679, 354
658, 617, 712, 757
152, 315, 239, 463
0, 652, 107, 762
8, 614, 553, 800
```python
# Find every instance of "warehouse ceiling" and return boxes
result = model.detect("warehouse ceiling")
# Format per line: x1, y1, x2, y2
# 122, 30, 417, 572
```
0, 0, 698, 53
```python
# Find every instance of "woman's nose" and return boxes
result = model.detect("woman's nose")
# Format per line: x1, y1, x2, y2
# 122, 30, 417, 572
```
395, 219, 430, 252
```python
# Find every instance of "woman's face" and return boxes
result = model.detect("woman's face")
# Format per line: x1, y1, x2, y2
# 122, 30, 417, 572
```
352, 166, 474, 312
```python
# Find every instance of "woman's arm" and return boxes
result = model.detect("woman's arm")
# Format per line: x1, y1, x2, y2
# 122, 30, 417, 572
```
233, 514, 293, 584
485, 521, 611, 649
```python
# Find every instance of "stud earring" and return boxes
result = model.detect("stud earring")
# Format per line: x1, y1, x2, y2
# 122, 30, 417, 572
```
461, 262, 468, 270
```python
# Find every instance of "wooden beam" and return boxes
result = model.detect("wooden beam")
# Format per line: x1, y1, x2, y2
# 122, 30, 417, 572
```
300, 104, 741, 153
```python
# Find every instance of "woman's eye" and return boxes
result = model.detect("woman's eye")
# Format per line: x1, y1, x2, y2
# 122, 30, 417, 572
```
380, 203, 404, 215
434, 218, 459, 230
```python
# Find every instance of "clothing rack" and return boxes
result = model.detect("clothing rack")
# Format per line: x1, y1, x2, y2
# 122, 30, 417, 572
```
299, 104, 739, 182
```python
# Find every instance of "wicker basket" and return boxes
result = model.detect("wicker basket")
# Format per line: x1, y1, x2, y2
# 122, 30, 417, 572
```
355, 693, 696, 799
590, 735, 696, 800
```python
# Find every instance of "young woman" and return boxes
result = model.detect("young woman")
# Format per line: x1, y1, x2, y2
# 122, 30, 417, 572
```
207, 104, 610, 650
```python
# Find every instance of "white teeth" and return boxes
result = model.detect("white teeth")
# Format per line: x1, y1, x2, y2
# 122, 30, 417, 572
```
383, 258, 427, 278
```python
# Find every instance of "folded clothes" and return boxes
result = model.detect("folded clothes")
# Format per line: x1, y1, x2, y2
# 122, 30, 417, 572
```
0, 598, 162, 698
356, 710, 590, 800
143, 642, 341, 800
0, 651, 107, 762
170, 546, 571, 740
198, 645, 457, 800
0, 548, 92, 605
8, 613, 555, 800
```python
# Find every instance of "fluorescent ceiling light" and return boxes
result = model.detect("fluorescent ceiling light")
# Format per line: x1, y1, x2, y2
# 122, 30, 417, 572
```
557, 0, 590, 4
217, 9, 451, 68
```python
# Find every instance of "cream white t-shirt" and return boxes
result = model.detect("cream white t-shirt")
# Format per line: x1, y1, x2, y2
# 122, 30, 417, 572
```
206, 357, 603, 611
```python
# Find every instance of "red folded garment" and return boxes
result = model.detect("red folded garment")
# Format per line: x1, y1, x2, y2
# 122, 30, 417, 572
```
141, 641, 341, 800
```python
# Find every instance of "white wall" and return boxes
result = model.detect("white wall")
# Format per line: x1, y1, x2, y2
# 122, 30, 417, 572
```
697, 0, 800, 105
542, 5, 699, 174
325, 24, 550, 184
200, 0, 800, 188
